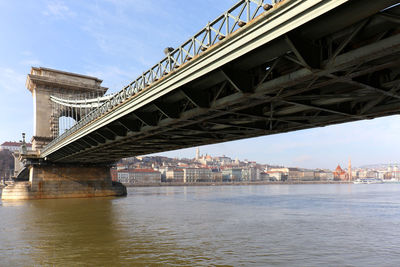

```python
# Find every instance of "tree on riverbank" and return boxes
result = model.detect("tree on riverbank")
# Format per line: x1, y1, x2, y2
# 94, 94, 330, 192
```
0, 150, 14, 179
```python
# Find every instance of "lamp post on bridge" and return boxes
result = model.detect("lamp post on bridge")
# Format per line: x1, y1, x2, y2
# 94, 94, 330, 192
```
19, 133, 27, 155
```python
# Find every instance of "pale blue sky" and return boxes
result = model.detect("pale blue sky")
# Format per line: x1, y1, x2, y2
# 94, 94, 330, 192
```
0, 0, 399, 169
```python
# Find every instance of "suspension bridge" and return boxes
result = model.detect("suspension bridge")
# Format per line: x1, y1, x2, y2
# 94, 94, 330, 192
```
3, 0, 400, 199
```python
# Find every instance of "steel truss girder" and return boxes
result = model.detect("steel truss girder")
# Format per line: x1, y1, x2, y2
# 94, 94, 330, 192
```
285, 33, 321, 69
326, 74, 400, 100
42, 3, 400, 163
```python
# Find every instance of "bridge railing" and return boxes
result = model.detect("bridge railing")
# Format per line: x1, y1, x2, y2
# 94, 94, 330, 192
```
42, 0, 285, 153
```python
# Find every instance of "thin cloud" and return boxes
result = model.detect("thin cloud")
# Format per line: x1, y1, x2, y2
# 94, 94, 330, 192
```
79, 1, 164, 54
85, 65, 142, 93
20, 59, 42, 67
0, 68, 26, 93
42, 1, 76, 19
20, 51, 33, 57
291, 154, 314, 167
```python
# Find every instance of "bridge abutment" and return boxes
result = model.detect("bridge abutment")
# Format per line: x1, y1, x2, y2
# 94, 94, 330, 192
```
1, 67, 128, 200
2, 163, 126, 200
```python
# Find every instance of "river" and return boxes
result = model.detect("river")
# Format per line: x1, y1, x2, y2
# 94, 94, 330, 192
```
0, 184, 399, 266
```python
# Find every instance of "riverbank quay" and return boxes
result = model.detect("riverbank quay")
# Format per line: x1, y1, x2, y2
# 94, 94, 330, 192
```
0, 181, 354, 195
0, 181, 352, 196
126, 181, 352, 187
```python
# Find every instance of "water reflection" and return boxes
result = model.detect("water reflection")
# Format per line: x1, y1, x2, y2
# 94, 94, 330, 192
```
1, 198, 121, 265
0, 195, 199, 266
1, 185, 400, 266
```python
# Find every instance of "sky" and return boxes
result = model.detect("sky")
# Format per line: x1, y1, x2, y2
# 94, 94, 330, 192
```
0, 0, 399, 169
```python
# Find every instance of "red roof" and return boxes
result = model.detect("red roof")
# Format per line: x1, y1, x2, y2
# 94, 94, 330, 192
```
119, 169, 159, 173
335, 165, 344, 172
178, 163, 189, 167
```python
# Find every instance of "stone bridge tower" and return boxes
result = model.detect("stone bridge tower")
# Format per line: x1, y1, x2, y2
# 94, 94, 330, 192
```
26, 67, 107, 151
1, 67, 126, 200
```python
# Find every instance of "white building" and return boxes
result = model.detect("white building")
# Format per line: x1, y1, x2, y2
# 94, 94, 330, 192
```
183, 168, 212, 183
0, 142, 32, 152
221, 168, 243, 181
267, 171, 286, 181
242, 167, 261, 181
118, 169, 161, 184
166, 169, 184, 182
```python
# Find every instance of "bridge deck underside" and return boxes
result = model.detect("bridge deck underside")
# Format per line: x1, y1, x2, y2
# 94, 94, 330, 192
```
47, 0, 400, 163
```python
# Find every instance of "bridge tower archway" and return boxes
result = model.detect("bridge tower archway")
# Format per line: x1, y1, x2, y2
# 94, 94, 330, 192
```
26, 67, 107, 151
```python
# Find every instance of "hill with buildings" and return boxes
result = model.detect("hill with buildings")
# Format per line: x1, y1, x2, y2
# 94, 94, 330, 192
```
111, 150, 400, 185
1, 140, 398, 184
111, 149, 335, 185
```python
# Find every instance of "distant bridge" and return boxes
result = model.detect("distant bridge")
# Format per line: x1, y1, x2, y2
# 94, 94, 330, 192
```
4, 0, 399, 199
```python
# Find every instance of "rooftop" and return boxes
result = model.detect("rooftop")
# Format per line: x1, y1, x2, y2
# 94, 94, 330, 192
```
119, 169, 160, 173
1, 141, 32, 147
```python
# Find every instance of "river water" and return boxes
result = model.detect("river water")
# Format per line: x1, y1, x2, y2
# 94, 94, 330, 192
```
0, 184, 399, 266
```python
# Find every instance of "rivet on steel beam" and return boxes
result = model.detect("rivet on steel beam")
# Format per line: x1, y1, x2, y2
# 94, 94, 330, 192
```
238, 21, 246, 27
201, 46, 208, 52
185, 56, 192, 61
263, 4, 273, 11
174, 65, 180, 69
218, 35, 225, 40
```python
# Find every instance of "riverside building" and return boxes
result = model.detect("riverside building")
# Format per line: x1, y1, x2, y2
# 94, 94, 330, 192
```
0, 141, 32, 152
118, 169, 161, 185
183, 168, 212, 183
166, 169, 184, 183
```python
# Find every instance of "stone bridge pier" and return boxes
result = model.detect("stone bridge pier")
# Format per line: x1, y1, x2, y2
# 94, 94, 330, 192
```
2, 162, 126, 200
1, 67, 126, 200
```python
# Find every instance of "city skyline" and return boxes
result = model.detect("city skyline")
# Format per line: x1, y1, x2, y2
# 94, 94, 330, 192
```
0, 0, 399, 169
